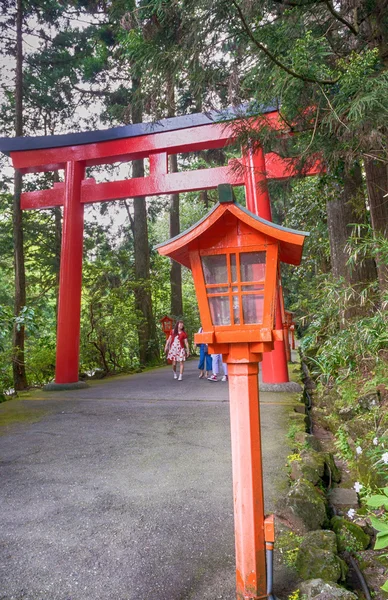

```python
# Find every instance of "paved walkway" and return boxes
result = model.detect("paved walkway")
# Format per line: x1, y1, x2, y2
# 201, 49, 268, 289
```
0, 360, 299, 600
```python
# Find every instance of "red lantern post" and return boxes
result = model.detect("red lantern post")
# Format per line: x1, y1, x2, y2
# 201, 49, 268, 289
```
284, 310, 295, 355
156, 184, 309, 599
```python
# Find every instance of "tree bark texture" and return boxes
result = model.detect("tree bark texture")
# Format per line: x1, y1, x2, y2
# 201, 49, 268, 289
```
132, 159, 159, 364
131, 78, 158, 364
167, 75, 183, 319
169, 153, 183, 318
12, 0, 28, 390
364, 157, 388, 294
326, 163, 377, 317
199, 190, 209, 208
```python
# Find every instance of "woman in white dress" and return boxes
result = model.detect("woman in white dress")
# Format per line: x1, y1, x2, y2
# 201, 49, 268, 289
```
164, 320, 190, 380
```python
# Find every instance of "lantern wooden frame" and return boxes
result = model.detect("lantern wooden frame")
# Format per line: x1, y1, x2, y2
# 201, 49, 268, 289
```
156, 185, 308, 353
190, 242, 279, 344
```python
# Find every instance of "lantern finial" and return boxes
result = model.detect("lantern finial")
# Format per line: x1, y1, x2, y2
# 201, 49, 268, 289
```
218, 183, 236, 204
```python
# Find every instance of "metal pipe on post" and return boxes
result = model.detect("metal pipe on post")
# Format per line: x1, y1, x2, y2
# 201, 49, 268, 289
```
54, 160, 86, 386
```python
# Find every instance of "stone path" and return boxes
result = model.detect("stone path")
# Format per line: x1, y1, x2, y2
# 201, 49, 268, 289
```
0, 359, 300, 600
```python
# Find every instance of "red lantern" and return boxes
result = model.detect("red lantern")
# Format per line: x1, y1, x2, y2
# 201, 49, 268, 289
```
159, 315, 174, 340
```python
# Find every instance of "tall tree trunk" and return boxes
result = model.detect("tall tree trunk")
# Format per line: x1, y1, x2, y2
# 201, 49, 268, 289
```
169, 154, 183, 318
167, 76, 183, 318
364, 157, 388, 294
12, 0, 27, 390
131, 77, 159, 365
326, 163, 377, 317
199, 190, 209, 208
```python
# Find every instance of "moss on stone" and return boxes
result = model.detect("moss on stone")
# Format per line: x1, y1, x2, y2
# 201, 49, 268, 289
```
331, 516, 370, 553
280, 478, 327, 531
302, 529, 338, 553
299, 578, 358, 599
295, 531, 348, 582
343, 413, 375, 441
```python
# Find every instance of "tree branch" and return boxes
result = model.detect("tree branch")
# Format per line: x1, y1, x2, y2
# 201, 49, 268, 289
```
72, 84, 110, 97
324, 0, 359, 36
231, 0, 339, 85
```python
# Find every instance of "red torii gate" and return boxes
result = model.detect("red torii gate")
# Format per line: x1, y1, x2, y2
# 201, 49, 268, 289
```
0, 107, 319, 387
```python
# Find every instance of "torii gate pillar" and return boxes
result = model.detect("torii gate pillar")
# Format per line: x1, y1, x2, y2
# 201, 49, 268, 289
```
54, 160, 87, 387
243, 146, 289, 384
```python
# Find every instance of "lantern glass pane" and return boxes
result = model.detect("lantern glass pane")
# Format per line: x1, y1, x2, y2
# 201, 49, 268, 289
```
242, 294, 264, 324
208, 296, 231, 326
230, 253, 237, 282
233, 296, 240, 324
240, 252, 266, 282
202, 255, 228, 284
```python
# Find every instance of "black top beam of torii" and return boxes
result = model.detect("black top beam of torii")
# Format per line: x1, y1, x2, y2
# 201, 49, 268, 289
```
0, 104, 321, 210
0, 104, 275, 155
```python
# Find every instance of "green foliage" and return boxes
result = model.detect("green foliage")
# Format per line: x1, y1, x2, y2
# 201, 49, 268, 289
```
299, 264, 388, 391
346, 224, 388, 277
366, 490, 388, 591
334, 427, 353, 461
277, 530, 303, 570
287, 591, 303, 600
367, 489, 388, 511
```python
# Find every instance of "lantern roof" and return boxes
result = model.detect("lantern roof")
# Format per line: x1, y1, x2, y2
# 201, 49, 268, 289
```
155, 185, 309, 268
160, 315, 173, 323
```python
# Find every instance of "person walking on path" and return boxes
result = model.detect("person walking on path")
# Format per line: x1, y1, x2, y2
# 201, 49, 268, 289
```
208, 354, 228, 382
197, 327, 212, 379
165, 320, 190, 380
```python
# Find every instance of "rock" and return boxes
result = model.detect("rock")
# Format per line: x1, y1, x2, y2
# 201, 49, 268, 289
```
357, 391, 380, 411
290, 452, 324, 485
295, 450, 326, 485
295, 530, 348, 582
329, 488, 358, 509
289, 412, 309, 428
303, 529, 338, 553
278, 479, 327, 531
294, 404, 307, 414
343, 415, 375, 442
290, 460, 304, 481
338, 406, 356, 420
299, 578, 358, 599
294, 432, 323, 451
323, 452, 341, 483
331, 516, 370, 552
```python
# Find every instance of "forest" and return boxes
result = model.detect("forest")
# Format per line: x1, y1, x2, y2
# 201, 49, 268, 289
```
0, 2, 387, 426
